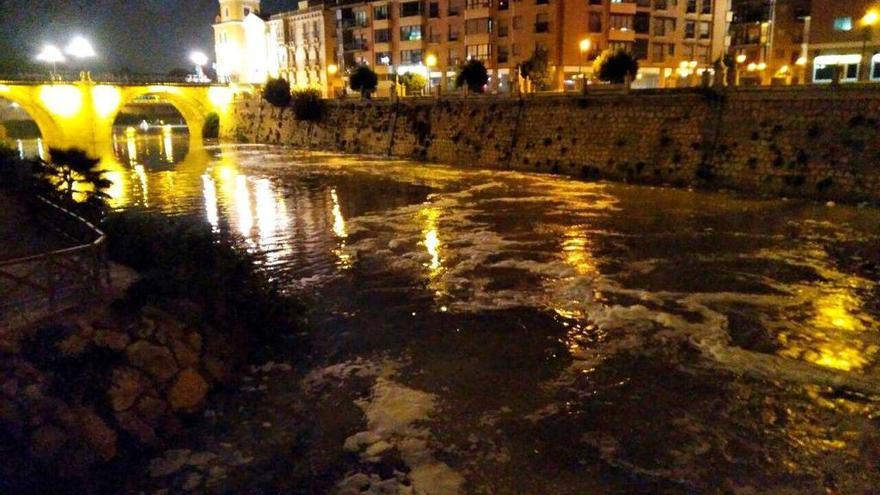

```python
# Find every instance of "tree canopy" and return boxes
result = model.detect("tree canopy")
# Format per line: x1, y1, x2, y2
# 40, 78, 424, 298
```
594, 49, 639, 84
262, 78, 292, 107
349, 65, 378, 98
456, 59, 489, 93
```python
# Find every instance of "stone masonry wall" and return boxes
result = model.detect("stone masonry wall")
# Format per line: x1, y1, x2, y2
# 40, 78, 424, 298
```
223, 86, 880, 203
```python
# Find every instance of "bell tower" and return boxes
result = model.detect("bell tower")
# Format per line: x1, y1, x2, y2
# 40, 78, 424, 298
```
213, 0, 262, 82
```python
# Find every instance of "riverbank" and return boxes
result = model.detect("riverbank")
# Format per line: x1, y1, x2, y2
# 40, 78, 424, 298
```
225, 86, 880, 204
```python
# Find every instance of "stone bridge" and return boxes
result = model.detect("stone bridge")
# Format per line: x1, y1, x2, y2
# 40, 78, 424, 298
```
0, 76, 251, 156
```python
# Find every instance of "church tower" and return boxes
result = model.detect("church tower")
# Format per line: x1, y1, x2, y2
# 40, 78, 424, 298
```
213, 0, 263, 82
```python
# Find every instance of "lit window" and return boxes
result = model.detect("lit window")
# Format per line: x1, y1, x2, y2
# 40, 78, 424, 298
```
813, 54, 861, 83
833, 17, 853, 31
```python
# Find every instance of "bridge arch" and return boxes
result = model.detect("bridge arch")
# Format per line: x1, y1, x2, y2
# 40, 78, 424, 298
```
115, 86, 211, 147
0, 87, 65, 148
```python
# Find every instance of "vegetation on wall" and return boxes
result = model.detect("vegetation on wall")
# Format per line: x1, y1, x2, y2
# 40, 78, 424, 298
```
594, 49, 639, 84
349, 65, 378, 99
292, 89, 326, 122
202, 112, 220, 139
263, 78, 292, 107
456, 59, 489, 93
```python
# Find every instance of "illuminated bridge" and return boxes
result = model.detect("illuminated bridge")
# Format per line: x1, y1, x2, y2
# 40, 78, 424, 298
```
0, 74, 250, 156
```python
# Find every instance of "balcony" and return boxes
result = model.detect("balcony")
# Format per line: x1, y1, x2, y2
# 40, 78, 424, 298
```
609, 2, 637, 15
534, 21, 550, 33
608, 28, 636, 42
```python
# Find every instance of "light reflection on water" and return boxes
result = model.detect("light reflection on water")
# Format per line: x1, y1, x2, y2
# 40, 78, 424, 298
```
90, 138, 880, 490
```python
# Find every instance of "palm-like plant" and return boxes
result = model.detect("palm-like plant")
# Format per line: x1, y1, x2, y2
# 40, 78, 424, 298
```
35, 148, 113, 217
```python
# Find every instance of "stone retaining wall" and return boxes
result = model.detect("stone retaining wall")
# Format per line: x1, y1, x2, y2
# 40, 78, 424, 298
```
224, 86, 880, 202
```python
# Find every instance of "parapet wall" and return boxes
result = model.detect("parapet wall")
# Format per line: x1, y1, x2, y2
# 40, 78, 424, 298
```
223, 87, 880, 202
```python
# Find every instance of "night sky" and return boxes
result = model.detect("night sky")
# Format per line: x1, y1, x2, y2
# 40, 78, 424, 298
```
0, 0, 295, 73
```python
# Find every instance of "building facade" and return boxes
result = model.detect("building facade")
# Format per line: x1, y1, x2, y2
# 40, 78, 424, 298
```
809, 0, 880, 83
213, 0, 268, 83
270, 2, 340, 96
728, 0, 810, 85
331, 0, 733, 94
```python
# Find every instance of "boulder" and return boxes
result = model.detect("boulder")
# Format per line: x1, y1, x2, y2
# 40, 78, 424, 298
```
109, 367, 146, 412
126, 340, 178, 382
171, 339, 200, 369
168, 369, 209, 412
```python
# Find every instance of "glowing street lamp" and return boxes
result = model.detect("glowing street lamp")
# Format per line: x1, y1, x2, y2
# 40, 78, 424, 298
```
578, 38, 591, 92
65, 36, 96, 59
36, 44, 66, 78
862, 10, 879, 80
190, 51, 209, 81
425, 54, 437, 96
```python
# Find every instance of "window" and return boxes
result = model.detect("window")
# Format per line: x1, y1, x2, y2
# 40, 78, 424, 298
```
498, 45, 509, 64
354, 11, 368, 27
686, 0, 696, 14
449, 24, 460, 40
400, 1, 421, 17
654, 17, 675, 36
244, 7, 250, 16
610, 14, 632, 31
873, 54, 880, 80
699, 21, 710, 39
535, 13, 550, 32
634, 12, 650, 34
589, 12, 602, 33
429, 2, 440, 17
374, 28, 391, 43
685, 21, 695, 38
633, 39, 648, 60
400, 25, 423, 41
466, 0, 490, 7
498, 22, 509, 37
449, 0, 461, 15
701, 0, 711, 14
513, 15, 523, 29
834, 17, 853, 31
813, 54, 861, 82
465, 18, 493, 35
448, 48, 460, 65
466, 43, 492, 60
400, 49, 423, 64
376, 51, 392, 65
374, 5, 389, 20
654, 0, 668, 9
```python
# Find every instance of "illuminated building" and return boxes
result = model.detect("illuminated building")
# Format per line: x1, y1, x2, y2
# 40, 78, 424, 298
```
270, 2, 340, 96
728, 0, 810, 85
808, 1, 880, 83
213, 0, 270, 83
329, 0, 733, 93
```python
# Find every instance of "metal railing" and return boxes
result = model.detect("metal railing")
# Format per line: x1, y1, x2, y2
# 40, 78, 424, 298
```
0, 196, 109, 330
0, 71, 217, 85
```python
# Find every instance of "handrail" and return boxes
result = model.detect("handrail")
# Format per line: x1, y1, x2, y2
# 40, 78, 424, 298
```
0, 195, 109, 329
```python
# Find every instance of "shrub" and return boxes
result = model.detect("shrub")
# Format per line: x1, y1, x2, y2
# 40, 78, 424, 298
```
202, 112, 220, 139
594, 49, 639, 84
31, 148, 113, 220
456, 59, 489, 93
349, 65, 378, 99
292, 89, 325, 122
102, 211, 304, 343
262, 78, 292, 107
399, 72, 427, 96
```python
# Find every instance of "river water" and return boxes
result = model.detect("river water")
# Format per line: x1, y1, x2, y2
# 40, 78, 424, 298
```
105, 133, 880, 493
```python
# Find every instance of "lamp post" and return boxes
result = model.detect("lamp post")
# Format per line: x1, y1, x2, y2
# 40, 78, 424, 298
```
327, 63, 339, 98
578, 38, 591, 93
735, 53, 747, 86
861, 10, 878, 81
65, 36, 96, 79
36, 44, 66, 79
190, 51, 209, 82
380, 55, 397, 100
425, 54, 438, 97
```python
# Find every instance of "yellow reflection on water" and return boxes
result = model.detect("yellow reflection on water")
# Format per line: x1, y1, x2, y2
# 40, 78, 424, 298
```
420, 207, 443, 275
235, 174, 253, 238
562, 226, 598, 277
133, 165, 148, 207
162, 125, 174, 163
330, 187, 352, 269
202, 174, 219, 230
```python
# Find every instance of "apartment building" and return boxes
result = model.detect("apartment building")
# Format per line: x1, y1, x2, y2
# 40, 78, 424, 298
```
809, 0, 880, 83
270, 1, 339, 95
330, 0, 733, 93
728, 0, 809, 85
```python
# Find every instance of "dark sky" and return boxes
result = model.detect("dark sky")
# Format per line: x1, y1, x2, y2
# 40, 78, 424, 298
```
0, 0, 295, 73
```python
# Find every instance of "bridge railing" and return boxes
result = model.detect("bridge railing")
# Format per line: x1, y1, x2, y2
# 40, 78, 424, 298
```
0, 196, 109, 330
0, 71, 216, 85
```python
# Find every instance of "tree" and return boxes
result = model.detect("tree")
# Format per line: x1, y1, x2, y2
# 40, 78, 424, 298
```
594, 49, 639, 84
520, 46, 551, 90
398, 72, 427, 96
349, 65, 378, 99
35, 148, 113, 218
202, 112, 220, 139
262, 78, 292, 107
456, 59, 489, 93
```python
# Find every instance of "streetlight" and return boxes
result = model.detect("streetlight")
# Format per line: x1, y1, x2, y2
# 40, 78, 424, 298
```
862, 10, 879, 80
190, 51, 209, 82
36, 44, 66, 78
578, 38, 591, 92
734, 54, 747, 86
65, 36, 96, 59
381, 55, 398, 100
425, 54, 437, 96
327, 63, 338, 97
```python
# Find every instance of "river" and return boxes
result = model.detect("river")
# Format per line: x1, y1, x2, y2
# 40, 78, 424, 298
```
98, 133, 880, 492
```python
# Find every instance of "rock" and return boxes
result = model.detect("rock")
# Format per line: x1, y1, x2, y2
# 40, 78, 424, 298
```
116, 411, 158, 445
182, 472, 203, 491
187, 451, 217, 466
57, 333, 91, 356
109, 367, 146, 412
171, 339, 199, 369
344, 431, 382, 452
127, 340, 178, 382
365, 440, 393, 459
76, 407, 117, 462
135, 396, 167, 422
168, 369, 209, 412
149, 451, 189, 477
30, 424, 67, 459
94, 330, 130, 351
